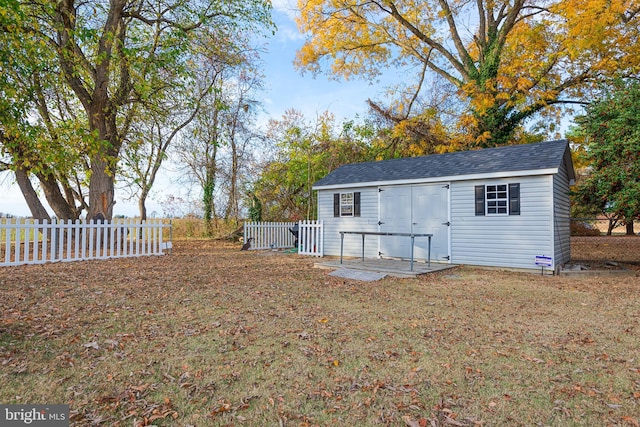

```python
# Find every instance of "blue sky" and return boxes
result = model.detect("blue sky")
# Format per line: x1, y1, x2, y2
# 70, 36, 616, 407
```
260, 2, 383, 123
0, 1, 386, 218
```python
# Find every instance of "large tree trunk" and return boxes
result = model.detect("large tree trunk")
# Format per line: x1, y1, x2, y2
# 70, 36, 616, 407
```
14, 167, 51, 221
56, 0, 125, 221
87, 156, 116, 220
14, 167, 57, 242
626, 220, 635, 236
85, 92, 121, 220
138, 188, 148, 221
85, 74, 121, 220
37, 172, 78, 220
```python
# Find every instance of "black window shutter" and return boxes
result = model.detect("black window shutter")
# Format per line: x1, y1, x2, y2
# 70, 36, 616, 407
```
509, 183, 520, 215
354, 192, 361, 217
333, 193, 340, 217
475, 185, 485, 216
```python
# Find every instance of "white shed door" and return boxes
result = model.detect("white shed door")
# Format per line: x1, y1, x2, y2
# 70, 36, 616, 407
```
379, 184, 450, 262
378, 186, 412, 257
411, 184, 449, 261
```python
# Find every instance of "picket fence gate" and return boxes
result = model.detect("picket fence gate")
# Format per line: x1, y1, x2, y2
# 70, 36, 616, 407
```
0, 218, 172, 267
243, 220, 323, 257
297, 220, 323, 256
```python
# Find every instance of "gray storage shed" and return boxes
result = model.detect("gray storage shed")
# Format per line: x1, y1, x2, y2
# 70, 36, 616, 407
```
312, 139, 576, 271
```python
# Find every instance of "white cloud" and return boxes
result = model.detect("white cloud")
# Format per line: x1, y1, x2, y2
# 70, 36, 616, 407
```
277, 25, 305, 43
271, 0, 299, 19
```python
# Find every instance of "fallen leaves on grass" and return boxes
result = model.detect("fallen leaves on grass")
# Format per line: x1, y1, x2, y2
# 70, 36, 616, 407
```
1, 240, 639, 426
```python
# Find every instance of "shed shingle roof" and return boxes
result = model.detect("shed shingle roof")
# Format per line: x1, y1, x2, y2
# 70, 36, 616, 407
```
313, 139, 573, 189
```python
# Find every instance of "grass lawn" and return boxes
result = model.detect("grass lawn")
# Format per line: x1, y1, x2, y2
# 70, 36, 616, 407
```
1, 240, 639, 426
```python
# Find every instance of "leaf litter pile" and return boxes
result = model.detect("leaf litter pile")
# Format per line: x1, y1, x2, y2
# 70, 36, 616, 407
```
1, 240, 639, 426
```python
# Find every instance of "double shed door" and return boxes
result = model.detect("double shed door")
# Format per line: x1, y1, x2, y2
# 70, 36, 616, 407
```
378, 184, 449, 262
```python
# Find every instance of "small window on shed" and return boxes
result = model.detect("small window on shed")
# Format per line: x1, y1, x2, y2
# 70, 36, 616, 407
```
341, 193, 354, 216
486, 184, 508, 214
333, 192, 361, 217
475, 184, 520, 216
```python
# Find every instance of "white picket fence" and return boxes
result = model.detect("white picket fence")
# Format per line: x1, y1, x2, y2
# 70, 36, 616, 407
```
243, 220, 323, 257
244, 221, 296, 250
0, 218, 172, 267
298, 220, 323, 256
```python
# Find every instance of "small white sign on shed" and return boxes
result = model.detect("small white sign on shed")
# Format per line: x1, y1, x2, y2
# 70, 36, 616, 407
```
535, 255, 553, 267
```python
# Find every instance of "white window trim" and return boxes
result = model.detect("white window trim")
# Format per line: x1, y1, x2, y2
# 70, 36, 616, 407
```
340, 192, 354, 217
485, 184, 509, 216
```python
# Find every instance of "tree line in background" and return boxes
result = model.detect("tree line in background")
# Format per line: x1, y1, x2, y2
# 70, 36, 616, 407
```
1, 0, 639, 236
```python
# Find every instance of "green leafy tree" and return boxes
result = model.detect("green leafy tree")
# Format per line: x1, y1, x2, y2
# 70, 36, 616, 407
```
573, 79, 640, 235
1, 2, 88, 219
1, 0, 273, 219
253, 110, 377, 220
176, 46, 263, 236
246, 190, 262, 222
118, 65, 215, 221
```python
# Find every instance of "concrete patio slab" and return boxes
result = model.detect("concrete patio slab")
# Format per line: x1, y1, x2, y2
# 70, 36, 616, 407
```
315, 257, 457, 278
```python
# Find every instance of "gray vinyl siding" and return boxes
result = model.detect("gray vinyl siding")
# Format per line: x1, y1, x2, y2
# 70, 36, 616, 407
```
553, 162, 572, 266
450, 175, 555, 270
317, 187, 380, 258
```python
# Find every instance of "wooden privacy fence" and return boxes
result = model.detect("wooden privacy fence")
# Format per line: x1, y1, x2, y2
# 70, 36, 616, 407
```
0, 218, 172, 267
244, 220, 323, 257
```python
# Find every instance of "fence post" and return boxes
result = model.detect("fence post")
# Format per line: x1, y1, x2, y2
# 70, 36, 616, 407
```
32, 219, 39, 262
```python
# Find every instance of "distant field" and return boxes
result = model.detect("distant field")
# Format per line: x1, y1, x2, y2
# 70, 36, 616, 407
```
1, 240, 639, 426
169, 218, 239, 240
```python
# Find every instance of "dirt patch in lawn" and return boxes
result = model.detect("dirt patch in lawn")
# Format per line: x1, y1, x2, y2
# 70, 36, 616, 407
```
1, 240, 639, 426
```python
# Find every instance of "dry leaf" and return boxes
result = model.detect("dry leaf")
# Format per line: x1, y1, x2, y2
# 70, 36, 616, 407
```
621, 416, 639, 427
83, 341, 99, 350
402, 415, 421, 427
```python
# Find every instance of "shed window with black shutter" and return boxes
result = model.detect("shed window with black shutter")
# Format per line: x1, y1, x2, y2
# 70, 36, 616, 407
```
475, 184, 520, 216
508, 183, 520, 215
333, 192, 361, 217
475, 185, 485, 216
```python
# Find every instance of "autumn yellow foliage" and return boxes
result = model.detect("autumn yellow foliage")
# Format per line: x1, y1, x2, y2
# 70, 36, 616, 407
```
295, 0, 639, 149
